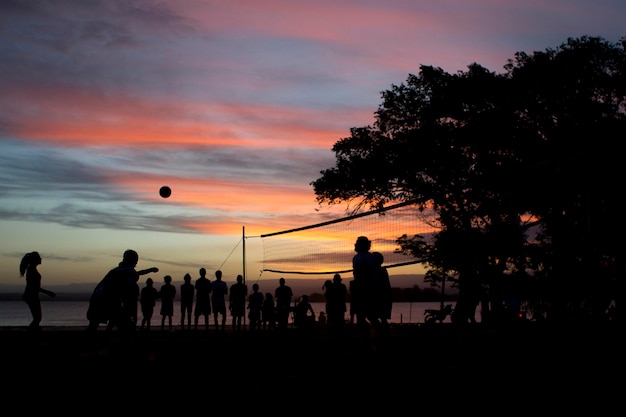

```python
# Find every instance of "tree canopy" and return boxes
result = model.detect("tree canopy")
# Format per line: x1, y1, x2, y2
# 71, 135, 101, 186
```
311, 36, 626, 324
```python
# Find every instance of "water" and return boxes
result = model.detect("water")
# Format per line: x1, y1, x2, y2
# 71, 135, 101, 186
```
0, 300, 469, 327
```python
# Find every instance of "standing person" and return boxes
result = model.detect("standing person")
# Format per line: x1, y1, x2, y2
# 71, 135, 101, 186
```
140, 278, 159, 331
229, 274, 248, 331
372, 251, 392, 336
180, 273, 194, 330
321, 279, 332, 329
322, 279, 332, 316
211, 270, 228, 332
349, 278, 358, 327
122, 280, 140, 331
351, 236, 381, 339
19, 251, 56, 330
275, 277, 293, 331
86, 249, 158, 333
262, 292, 276, 331
159, 275, 176, 331
247, 283, 264, 332
194, 268, 211, 331
326, 273, 348, 336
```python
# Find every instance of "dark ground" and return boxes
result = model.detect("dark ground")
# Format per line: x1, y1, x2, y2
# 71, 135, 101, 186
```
2, 322, 623, 411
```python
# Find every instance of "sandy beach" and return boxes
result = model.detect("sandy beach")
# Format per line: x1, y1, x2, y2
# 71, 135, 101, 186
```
1, 322, 622, 411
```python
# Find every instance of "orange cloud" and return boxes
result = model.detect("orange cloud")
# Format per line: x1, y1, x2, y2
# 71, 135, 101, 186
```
3, 83, 370, 149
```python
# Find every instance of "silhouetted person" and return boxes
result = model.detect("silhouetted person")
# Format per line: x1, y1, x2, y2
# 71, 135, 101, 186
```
159, 275, 176, 331
122, 280, 140, 331
180, 273, 194, 330
352, 236, 381, 339
262, 292, 276, 331
294, 294, 315, 331
373, 251, 392, 337
323, 279, 332, 305
247, 283, 264, 332
322, 279, 332, 328
229, 274, 247, 331
87, 249, 158, 333
451, 274, 481, 325
318, 311, 327, 325
211, 270, 228, 332
325, 273, 347, 336
349, 278, 357, 326
275, 277, 293, 331
140, 277, 159, 331
194, 268, 211, 331
19, 251, 55, 330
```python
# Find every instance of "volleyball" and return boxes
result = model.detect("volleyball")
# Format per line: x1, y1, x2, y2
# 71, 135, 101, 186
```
159, 186, 172, 198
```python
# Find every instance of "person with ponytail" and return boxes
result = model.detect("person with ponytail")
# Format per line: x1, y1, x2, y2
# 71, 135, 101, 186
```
19, 251, 56, 330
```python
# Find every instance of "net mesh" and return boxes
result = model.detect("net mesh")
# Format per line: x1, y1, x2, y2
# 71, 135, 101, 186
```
259, 202, 439, 275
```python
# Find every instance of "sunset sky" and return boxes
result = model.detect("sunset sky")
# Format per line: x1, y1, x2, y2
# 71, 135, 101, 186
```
1, 0, 625, 292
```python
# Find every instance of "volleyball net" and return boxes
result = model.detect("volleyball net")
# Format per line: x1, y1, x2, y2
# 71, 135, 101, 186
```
258, 201, 440, 275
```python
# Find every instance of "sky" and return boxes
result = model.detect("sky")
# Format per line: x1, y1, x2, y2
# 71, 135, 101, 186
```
1, 0, 625, 292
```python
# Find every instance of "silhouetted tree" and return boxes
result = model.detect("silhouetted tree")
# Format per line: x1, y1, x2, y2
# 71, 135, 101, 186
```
312, 36, 626, 323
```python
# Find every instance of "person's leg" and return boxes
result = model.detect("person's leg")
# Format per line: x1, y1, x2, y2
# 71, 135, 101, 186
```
26, 299, 42, 329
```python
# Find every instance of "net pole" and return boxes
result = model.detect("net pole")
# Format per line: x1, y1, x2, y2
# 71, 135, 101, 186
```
242, 225, 246, 285
243, 225, 247, 328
